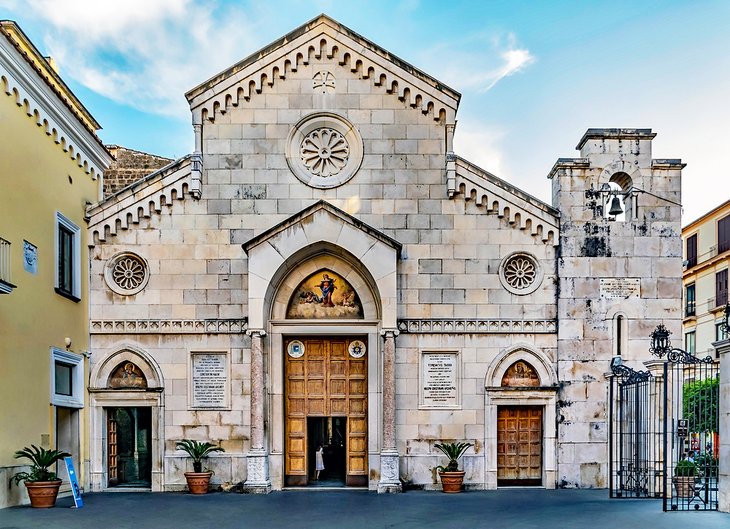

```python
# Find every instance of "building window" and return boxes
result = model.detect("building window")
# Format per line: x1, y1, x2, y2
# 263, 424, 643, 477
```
51, 349, 84, 408
684, 331, 696, 356
719, 215, 730, 255
685, 284, 696, 317
716, 269, 728, 308
716, 321, 728, 342
55, 213, 81, 301
686, 233, 697, 268
613, 314, 628, 356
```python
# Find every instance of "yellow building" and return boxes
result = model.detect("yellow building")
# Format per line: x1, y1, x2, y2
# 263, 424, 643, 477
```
0, 21, 111, 507
682, 199, 730, 358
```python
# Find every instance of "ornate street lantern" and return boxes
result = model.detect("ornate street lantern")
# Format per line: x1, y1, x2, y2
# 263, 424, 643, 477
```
649, 324, 672, 358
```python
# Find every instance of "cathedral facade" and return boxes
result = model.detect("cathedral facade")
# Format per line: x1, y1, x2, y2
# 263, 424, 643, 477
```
85, 15, 683, 493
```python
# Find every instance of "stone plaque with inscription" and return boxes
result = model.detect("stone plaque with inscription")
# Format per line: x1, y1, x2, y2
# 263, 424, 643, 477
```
191, 353, 229, 408
600, 278, 640, 299
421, 352, 459, 408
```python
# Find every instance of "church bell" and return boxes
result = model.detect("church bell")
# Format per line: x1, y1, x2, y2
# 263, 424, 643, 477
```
608, 195, 624, 216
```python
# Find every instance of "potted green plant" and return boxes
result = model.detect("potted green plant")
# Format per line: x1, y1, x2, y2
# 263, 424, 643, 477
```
434, 441, 473, 493
175, 439, 224, 494
673, 459, 698, 498
11, 445, 71, 508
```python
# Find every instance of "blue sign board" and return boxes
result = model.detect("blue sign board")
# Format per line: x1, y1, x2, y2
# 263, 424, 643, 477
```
63, 456, 84, 508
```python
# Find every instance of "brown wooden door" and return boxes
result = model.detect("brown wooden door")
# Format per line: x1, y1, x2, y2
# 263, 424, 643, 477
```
497, 406, 542, 486
285, 337, 367, 486
107, 411, 118, 485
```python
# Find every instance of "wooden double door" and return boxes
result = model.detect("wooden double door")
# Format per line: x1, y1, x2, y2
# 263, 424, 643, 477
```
497, 406, 543, 486
285, 337, 368, 486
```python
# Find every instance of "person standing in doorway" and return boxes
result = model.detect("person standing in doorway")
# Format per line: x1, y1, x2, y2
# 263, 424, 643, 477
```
315, 444, 325, 480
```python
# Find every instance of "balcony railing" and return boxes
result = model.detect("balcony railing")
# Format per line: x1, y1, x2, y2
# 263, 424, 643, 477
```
685, 301, 696, 317
686, 244, 725, 269
0, 237, 14, 294
707, 292, 728, 311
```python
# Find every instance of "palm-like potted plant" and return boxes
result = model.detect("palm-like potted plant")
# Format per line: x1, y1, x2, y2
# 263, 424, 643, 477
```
11, 445, 71, 508
175, 439, 224, 494
434, 441, 473, 493
673, 459, 698, 498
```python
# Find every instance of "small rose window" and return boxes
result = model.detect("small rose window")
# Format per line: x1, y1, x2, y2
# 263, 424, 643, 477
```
498, 252, 543, 295
104, 252, 150, 296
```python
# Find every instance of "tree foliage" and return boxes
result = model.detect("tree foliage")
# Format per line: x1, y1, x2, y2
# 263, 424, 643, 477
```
682, 377, 718, 433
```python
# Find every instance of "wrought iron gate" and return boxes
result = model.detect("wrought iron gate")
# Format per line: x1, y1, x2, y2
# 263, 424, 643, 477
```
661, 349, 719, 511
609, 363, 662, 498
609, 328, 720, 510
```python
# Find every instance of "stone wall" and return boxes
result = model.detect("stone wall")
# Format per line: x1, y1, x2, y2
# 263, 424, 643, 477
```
104, 145, 172, 197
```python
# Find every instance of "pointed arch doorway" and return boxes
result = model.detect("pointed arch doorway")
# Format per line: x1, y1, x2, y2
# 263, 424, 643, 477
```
485, 345, 559, 489
88, 347, 165, 492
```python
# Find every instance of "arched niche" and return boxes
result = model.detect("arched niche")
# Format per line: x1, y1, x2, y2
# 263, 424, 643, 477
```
285, 268, 364, 319
245, 201, 399, 329
108, 361, 148, 389
90, 345, 164, 390
501, 360, 541, 387
486, 344, 557, 389
269, 245, 380, 321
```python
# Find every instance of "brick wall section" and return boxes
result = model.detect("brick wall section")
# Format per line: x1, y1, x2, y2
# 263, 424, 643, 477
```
104, 145, 172, 197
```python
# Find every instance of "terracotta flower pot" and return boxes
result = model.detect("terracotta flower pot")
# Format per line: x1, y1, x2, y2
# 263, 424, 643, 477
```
439, 471, 466, 493
673, 476, 696, 498
24, 480, 62, 508
184, 471, 213, 494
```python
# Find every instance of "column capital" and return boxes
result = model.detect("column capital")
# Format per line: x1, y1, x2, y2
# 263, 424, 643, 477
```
380, 329, 399, 338
246, 329, 267, 338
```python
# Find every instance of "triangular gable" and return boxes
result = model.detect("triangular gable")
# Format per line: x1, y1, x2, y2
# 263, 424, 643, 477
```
243, 199, 402, 257
185, 14, 460, 124
86, 155, 194, 246
453, 156, 560, 246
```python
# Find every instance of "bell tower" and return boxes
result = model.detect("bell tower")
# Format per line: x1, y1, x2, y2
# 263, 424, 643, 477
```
548, 128, 684, 487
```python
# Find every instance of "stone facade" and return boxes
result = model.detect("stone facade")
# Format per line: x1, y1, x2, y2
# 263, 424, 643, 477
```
104, 145, 172, 197
85, 15, 683, 493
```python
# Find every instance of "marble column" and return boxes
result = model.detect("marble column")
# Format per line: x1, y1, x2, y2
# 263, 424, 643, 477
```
378, 329, 401, 493
713, 337, 730, 512
244, 329, 271, 493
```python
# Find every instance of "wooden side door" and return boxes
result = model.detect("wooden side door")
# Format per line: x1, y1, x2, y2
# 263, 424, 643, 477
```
107, 411, 118, 486
497, 406, 542, 486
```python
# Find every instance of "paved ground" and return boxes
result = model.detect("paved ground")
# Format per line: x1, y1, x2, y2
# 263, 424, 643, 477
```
2, 489, 729, 529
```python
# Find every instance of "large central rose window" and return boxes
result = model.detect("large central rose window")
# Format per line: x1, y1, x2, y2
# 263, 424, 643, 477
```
300, 128, 350, 177
286, 112, 363, 189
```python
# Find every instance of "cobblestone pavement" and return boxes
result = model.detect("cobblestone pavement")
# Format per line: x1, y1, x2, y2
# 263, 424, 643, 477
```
2, 488, 729, 529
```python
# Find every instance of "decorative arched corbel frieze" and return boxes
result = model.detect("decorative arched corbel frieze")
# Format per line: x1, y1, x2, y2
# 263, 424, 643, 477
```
187, 18, 459, 126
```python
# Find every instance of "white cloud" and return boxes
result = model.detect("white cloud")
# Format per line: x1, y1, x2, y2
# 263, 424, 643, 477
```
22, 0, 190, 39
18, 1, 261, 119
420, 32, 535, 93
452, 120, 508, 178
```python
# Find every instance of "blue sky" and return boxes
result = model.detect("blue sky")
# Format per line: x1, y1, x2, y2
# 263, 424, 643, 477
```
2, 0, 728, 222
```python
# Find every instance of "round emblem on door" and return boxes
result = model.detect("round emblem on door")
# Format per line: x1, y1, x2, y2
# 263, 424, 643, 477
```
348, 340, 366, 358
287, 340, 305, 358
